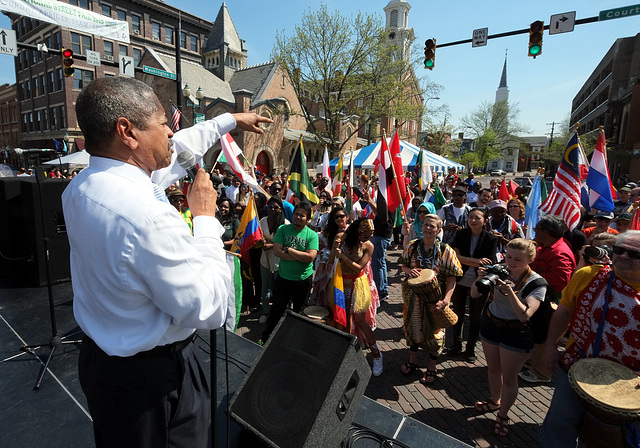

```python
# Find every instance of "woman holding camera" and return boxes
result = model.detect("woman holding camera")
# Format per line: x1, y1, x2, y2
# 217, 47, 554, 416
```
470, 238, 547, 437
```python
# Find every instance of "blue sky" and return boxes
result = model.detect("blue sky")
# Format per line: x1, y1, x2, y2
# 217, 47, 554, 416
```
1, 0, 638, 137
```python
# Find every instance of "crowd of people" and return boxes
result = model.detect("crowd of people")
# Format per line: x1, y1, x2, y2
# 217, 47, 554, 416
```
46, 75, 640, 447
164, 160, 640, 445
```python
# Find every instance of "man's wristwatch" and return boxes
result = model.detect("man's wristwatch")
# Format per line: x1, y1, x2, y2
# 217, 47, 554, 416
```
284, 247, 290, 254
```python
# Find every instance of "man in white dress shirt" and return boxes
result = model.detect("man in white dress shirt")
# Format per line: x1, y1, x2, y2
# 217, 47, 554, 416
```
62, 77, 271, 448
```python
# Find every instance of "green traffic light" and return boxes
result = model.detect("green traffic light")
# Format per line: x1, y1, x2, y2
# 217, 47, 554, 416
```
529, 44, 541, 56
424, 59, 434, 69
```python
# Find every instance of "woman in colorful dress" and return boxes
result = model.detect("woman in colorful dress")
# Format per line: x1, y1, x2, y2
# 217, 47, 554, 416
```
330, 218, 383, 376
400, 214, 462, 384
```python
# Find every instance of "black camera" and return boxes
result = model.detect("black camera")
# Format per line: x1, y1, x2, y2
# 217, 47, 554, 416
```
475, 264, 510, 295
582, 245, 611, 264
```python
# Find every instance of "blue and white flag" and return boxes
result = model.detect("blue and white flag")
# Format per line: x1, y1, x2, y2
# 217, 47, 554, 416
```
586, 130, 615, 213
525, 173, 543, 239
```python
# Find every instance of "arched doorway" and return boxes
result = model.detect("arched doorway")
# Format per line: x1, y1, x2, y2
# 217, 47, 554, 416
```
255, 150, 270, 177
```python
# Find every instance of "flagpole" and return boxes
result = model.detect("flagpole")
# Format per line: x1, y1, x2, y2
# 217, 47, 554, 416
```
574, 122, 590, 171
382, 129, 407, 220
169, 99, 191, 126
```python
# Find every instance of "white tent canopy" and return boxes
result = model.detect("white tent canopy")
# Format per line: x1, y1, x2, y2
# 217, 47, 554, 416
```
42, 150, 90, 167
317, 139, 464, 173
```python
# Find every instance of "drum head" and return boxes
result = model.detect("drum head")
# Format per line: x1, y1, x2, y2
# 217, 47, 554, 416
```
570, 358, 640, 416
407, 269, 435, 286
303, 306, 329, 321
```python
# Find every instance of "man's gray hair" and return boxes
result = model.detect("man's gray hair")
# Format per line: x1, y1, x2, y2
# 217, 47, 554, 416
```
75, 77, 159, 154
616, 230, 640, 247
537, 214, 565, 239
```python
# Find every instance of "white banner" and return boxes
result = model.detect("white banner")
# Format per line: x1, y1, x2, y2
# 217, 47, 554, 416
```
0, 0, 130, 43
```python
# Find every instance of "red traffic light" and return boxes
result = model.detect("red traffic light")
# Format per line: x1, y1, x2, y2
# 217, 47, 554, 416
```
62, 48, 74, 77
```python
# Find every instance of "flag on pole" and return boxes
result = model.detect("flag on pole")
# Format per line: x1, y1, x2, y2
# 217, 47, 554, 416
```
333, 155, 343, 197
415, 149, 432, 191
220, 133, 258, 189
507, 180, 518, 197
389, 131, 407, 208
225, 254, 243, 332
498, 179, 511, 202
345, 153, 354, 215
170, 104, 181, 132
375, 138, 392, 221
525, 173, 543, 239
630, 206, 640, 231
322, 146, 330, 180
332, 261, 347, 327
539, 132, 583, 230
289, 140, 319, 205
229, 193, 263, 265
586, 129, 616, 212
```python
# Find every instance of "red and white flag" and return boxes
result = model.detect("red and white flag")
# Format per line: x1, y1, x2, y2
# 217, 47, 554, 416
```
389, 131, 407, 209
170, 104, 181, 132
220, 133, 258, 189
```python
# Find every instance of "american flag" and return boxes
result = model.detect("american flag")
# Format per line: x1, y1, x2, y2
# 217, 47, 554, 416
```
539, 132, 583, 230
170, 104, 181, 132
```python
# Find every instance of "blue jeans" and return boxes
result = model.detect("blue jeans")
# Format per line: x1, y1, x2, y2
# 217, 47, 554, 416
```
370, 236, 391, 297
539, 369, 584, 448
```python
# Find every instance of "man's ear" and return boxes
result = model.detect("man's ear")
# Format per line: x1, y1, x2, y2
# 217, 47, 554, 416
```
115, 117, 138, 150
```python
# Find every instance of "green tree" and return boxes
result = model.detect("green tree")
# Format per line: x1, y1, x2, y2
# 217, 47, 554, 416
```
460, 100, 530, 169
272, 5, 425, 155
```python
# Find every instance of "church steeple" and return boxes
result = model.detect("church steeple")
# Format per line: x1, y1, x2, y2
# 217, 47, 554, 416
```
203, 3, 248, 81
383, 0, 414, 63
495, 52, 509, 104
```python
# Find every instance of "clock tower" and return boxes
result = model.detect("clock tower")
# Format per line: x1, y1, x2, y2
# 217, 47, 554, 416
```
384, 0, 414, 63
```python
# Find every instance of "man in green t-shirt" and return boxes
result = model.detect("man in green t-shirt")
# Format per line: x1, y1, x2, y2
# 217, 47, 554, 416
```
261, 202, 318, 342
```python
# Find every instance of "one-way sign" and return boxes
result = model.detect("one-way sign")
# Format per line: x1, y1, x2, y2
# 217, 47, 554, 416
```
0, 28, 18, 56
472, 28, 488, 47
549, 11, 576, 35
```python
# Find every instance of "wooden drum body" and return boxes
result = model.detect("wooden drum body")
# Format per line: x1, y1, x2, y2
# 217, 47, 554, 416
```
407, 269, 442, 303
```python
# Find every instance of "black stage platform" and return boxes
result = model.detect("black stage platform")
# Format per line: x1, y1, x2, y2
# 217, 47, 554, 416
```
0, 282, 470, 448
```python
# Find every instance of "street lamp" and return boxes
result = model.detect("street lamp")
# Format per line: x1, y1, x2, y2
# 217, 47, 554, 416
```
182, 85, 205, 124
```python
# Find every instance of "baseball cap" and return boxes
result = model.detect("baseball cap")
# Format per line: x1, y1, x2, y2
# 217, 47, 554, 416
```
594, 211, 614, 219
489, 199, 507, 210
452, 186, 467, 194
619, 186, 632, 192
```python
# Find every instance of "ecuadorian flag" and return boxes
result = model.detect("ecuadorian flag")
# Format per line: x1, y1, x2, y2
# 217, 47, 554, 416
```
333, 261, 347, 327
230, 193, 263, 266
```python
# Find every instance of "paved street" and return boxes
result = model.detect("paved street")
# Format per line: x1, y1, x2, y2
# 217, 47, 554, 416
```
237, 246, 555, 447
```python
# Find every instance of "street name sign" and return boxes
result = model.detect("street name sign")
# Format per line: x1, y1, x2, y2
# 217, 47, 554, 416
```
142, 65, 177, 80
599, 4, 640, 21
472, 28, 488, 47
549, 12, 576, 35
0, 28, 17, 56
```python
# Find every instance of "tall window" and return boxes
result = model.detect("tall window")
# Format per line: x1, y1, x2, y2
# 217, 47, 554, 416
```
70, 32, 92, 55
48, 71, 55, 93
117, 9, 126, 21
152, 22, 160, 40
39, 75, 45, 96
56, 68, 63, 91
60, 105, 67, 129
73, 69, 94, 89
165, 26, 173, 44
190, 35, 197, 52
119, 45, 128, 56
101, 4, 111, 17
133, 48, 142, 66
180, 31, 186, 49
131, 14, 140, 34
104, 41, 113, 58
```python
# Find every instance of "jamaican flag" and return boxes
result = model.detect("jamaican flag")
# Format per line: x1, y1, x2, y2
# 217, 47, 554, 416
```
288, 140, 319, 205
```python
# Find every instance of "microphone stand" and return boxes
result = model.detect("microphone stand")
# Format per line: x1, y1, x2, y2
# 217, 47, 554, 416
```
20, 166, 81, 390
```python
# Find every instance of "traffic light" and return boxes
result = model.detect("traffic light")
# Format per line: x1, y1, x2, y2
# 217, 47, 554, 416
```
424, 38, 436, 70
62, 48, 74, 77
528, 21, 544, 58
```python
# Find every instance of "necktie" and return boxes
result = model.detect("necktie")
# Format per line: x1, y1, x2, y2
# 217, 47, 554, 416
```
152, 183, 168, 203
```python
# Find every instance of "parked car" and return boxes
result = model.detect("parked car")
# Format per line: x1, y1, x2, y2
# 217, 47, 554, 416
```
490, 169, 507, 176
523, 171, 532, 177
513, 177, 533, 187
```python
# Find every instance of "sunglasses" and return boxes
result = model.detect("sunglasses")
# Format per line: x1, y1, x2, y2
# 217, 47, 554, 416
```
612, 246, 640, 260
417, 210, 429, 215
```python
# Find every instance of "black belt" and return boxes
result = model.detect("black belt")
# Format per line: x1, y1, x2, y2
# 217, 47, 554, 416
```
133, 332, 196, 358
486, 310, 530, 330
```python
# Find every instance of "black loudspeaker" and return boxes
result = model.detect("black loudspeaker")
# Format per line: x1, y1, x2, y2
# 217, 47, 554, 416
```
229, 311, 372, 448
0, 178, 71, 286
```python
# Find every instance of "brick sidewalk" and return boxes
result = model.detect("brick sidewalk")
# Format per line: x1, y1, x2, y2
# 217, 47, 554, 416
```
237, 246, 555, 447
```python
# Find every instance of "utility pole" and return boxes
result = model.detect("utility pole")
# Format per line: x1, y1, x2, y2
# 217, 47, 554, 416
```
546, 121, 556, 144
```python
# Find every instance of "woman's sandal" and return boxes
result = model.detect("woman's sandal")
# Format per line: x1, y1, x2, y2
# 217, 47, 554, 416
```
474, 399, 501, 414
418, 369, 437, 385
401, 362, 418, 376
494, 414, 510, 437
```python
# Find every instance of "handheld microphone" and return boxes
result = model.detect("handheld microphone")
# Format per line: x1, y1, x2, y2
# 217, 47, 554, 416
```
176, 149, 223, 187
